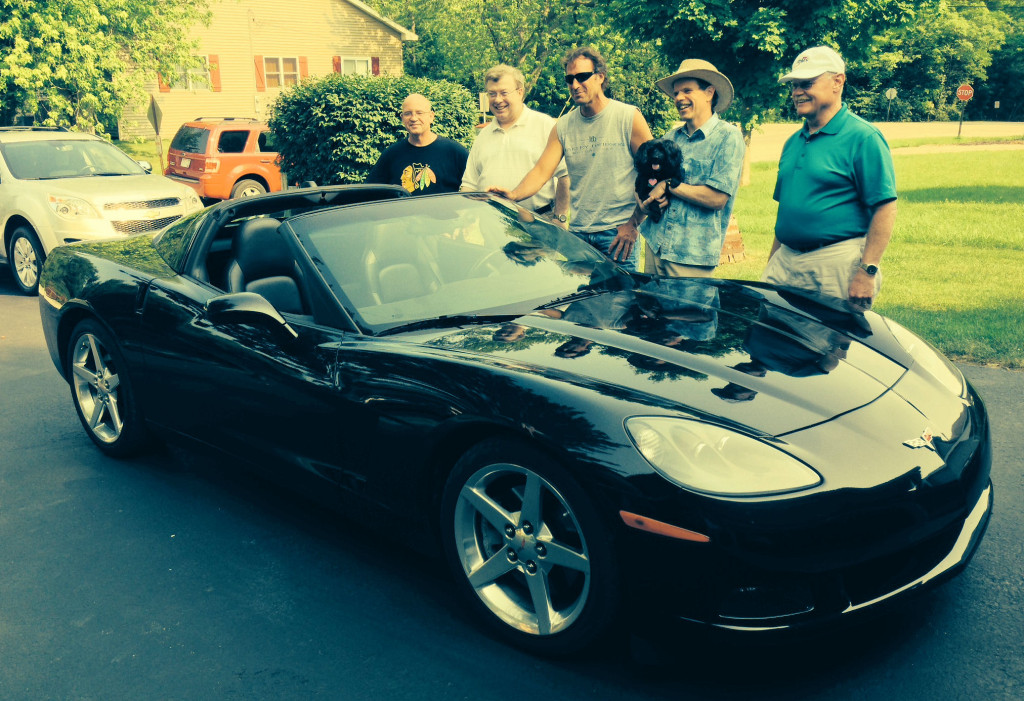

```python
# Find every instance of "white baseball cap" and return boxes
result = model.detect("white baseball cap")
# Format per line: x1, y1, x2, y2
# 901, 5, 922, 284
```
779, 46, 845, 83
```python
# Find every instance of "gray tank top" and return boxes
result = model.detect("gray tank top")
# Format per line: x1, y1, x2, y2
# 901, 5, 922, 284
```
556, 100, 638, 232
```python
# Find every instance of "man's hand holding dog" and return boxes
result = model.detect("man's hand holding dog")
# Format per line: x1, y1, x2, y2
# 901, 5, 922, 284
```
640, 180, 672, 215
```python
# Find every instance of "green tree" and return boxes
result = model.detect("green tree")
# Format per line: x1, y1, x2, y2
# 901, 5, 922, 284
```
970, 1, 1024, 119
0, 0, 211, 132
848, 1, 1007, 121
368, 0, 676, 134
605, 0, 917, 139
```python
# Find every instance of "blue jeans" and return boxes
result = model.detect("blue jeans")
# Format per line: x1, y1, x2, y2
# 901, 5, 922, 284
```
575, 227, 637, 273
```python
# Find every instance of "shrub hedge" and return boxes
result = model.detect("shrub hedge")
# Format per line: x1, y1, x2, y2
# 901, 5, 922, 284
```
268, 74, 479, 186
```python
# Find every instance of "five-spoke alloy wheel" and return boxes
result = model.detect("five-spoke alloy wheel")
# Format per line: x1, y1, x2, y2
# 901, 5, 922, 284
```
67, 320, 149, 457
8, 225, 44, 295
442, 439, 618, 655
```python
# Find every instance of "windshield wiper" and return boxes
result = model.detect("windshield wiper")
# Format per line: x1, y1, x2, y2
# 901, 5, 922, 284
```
379, 313, 521, 336
538, 286, 606, 310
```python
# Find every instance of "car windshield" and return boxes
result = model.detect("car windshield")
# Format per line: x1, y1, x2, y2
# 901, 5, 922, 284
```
289, 194, 632, 333
1, 139, 146, 180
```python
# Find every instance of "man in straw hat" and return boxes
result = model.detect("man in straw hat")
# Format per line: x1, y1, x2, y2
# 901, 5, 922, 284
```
761, 45, 897, 310
638, 59, 745, 277
489, 46, 654, 272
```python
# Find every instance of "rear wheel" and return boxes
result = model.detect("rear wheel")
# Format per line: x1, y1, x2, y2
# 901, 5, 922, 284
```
67, 319, 151, 457
8, 225, 44, 295
231, 178, 267, 198
441, 438, 620, 655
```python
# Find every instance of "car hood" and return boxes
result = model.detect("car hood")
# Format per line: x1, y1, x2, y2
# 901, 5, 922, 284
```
427, 278, 918, 436
20, 173, 194, 204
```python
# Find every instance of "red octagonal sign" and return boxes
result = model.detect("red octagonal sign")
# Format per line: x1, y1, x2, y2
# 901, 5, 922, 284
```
957, 84, 974, 101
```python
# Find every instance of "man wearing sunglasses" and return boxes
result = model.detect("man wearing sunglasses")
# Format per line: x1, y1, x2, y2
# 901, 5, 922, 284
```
461, 64, 569, 223
762, 46, 897, 310
489, 46, 653, 272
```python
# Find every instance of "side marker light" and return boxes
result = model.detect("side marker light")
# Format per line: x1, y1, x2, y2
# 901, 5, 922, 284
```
619, 511, 711, 543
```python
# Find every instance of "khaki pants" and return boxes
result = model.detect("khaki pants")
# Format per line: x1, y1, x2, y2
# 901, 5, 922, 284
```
761, 237, 881, 302
639, 237, 715, 278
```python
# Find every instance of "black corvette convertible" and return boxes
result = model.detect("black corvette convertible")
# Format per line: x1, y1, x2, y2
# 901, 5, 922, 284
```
39, 186, 992, 654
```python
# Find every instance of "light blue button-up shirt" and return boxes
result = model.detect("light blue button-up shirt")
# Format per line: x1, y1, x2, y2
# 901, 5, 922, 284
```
640, 114, 745, 267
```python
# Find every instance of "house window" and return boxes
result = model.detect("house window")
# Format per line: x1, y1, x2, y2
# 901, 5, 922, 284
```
173, 57, 212, 91
340, 58, 371, 75
264, 57, 300, 88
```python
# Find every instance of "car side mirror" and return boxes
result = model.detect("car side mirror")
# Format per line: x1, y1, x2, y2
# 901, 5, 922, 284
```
206, 292, 299, 340
137, 159, 153, 174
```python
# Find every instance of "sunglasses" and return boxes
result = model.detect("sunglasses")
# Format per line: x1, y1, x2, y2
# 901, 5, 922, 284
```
790, 76, 824, 91
564, 71, 596, 86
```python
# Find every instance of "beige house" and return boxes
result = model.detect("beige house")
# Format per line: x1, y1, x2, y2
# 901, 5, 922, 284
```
119, 0, 416, 139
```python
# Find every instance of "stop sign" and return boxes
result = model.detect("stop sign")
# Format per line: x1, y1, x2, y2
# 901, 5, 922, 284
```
957, 84, 974, 101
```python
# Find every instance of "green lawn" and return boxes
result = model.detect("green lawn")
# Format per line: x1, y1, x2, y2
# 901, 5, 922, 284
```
725, 150, 1024, 368
886, 134, 1024, 149
116, 139, 171, 168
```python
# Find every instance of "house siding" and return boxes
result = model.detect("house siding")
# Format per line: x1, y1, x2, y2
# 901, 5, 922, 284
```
120, 0, 409, 140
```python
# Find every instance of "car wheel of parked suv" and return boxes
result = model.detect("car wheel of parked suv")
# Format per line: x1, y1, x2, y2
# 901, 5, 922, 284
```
8, 225, 44, 295
231, 179, 267, 198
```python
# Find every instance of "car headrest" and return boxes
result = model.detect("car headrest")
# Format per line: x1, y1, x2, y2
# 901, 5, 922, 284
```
231, 218, 289, 278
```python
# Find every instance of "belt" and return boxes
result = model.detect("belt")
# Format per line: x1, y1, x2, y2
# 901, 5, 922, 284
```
787, 235, 865, 253
534, 203, 553, 215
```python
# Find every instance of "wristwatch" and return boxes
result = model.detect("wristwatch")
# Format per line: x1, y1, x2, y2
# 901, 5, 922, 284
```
554, 213, 567, 223
859, 262, 879, 275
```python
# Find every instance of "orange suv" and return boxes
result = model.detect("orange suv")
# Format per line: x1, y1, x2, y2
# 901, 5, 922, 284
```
165, 118, 284, 200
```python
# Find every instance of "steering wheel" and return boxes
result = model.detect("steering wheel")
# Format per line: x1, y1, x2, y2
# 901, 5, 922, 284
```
467, 249, 506, 278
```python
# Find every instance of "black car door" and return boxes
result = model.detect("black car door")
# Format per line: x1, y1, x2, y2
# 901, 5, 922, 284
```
134, 273, 362, 493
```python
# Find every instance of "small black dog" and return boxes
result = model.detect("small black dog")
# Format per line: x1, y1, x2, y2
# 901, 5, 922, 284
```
634, 139, 683, 223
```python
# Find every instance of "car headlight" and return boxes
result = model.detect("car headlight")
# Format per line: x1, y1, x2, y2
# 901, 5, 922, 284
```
48, 195, 100, 219
625, 417, 822, 497
183, 190, 204, 213
884, 318, 964, 396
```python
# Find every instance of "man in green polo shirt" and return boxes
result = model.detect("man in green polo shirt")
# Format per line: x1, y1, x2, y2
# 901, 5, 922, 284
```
761, 46, 897, 310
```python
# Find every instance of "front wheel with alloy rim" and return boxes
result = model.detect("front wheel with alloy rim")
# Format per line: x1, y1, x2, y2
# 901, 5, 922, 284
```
8, 226, 44, 295
67, 319, 150, 457
441, 438, 620, 655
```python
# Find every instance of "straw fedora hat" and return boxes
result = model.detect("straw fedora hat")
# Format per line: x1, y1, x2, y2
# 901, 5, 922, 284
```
655, 59, 735, 114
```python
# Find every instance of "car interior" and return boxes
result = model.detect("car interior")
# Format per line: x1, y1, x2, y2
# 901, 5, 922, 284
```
224, 216, 308, 314
191, 187, 410, 318
185, 189, 582, 331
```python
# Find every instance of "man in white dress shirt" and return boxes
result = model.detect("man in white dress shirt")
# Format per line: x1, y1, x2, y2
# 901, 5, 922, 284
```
461, 64, 570, 225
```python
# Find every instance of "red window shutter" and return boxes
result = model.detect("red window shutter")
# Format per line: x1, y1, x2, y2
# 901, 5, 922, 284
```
157, 73, 171, 93
299, 56, 309, 79
208, 55, 222, 92
371, 57, 380, 76
332, 56, 341, 74
254, 55, 266, 92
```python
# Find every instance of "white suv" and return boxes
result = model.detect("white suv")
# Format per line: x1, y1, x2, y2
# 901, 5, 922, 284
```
0, 127, 204, 294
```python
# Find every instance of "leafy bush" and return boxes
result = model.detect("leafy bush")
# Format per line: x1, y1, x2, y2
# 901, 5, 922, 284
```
268, 74, 478, 185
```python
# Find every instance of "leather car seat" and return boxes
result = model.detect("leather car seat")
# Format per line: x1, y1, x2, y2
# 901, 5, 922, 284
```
225, 217, 307, 314
364, 228, 444, 305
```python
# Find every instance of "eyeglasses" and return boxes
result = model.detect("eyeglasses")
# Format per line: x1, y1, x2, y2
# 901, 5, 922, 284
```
402, 110, 431, 118
564, 71, 596, 86
486, 90, 517, 100
790, 76, 823, 91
